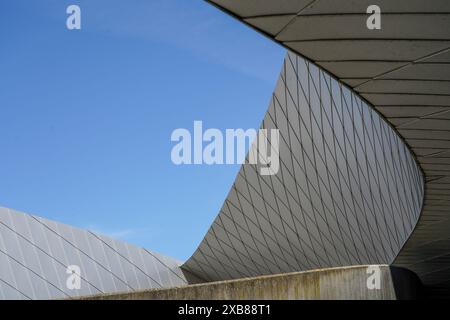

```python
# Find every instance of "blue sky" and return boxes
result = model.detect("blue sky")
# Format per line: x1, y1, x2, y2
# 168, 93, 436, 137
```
0, 0, 285, 261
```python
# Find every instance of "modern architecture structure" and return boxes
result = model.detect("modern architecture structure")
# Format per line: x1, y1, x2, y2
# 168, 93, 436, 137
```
198, 0, 450, 295
0, 207, 187, 299
183, 51, 424, 282
1, 0, 449, 299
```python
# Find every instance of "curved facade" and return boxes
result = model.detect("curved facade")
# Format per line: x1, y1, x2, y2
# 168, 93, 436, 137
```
0, 207, 187, 299
201, 0, 450, 293
183, 52, 424, 281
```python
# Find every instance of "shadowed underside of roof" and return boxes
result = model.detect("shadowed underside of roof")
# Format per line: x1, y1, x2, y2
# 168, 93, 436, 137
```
202, 0, 450, 291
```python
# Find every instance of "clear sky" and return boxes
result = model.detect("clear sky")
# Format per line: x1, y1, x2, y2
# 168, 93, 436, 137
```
0, 0, 285, 261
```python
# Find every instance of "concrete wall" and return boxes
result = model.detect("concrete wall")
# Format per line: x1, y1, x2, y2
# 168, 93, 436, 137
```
78, 265, 422, 300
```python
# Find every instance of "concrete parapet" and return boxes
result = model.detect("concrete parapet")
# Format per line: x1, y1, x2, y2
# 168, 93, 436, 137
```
77, 265, 422, 300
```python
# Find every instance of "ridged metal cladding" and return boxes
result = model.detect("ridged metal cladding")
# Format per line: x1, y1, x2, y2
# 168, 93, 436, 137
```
204, 0, 450, 290
0, 207, 187, 299
183, 52, 424, 282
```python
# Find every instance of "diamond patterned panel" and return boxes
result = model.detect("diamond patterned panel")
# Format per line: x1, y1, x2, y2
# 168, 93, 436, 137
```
0, 207, 187, 299
183, 52, 424, 282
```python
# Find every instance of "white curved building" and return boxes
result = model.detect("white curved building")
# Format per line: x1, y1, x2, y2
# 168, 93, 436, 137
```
183, 51, 424, 281
192, 0, 450, 296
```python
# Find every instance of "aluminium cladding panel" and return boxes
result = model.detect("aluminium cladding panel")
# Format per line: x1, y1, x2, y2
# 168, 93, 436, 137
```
182, 52, 424, 282
205, 0, 450, 290
0, 207, 187, 299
